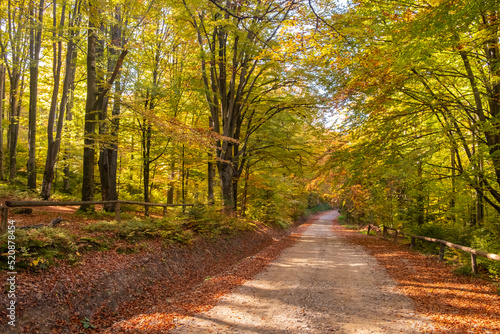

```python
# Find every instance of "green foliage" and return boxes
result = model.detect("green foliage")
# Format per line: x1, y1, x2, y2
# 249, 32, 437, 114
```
410, 222, 471, 246
80, 316, 96, 330
408, 222, 469, 256
306, 203, 333, 215
185, 205, 256, 237
0, 227, 78, 270
471, 228, 500, 276
0, 181, 38, 200
453, 265, 475, 277
84, 217, 193, 245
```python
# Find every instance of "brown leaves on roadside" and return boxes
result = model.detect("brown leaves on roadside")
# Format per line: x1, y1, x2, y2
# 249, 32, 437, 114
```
333, 220, 500, 333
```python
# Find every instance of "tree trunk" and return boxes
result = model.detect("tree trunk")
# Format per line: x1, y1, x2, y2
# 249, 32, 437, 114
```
5, 1, 28, 183
80, 17, 99, 211
208, 158, 215, 205
240, 160, 251, 216
0, 64, 5, 181
41, 1, 83, 200
99, 8, 122, 211
98, 96, 111, 209
218, 160, 235, 210
450, 147, 456, 223
63, 48, 77, 193
105, 79, 121, 206
476, 155, 485, 226
207, 117, 215, 204
27, 0, 44, 190
41, 2, 68, 199
8, 70, 21, 182
167, 162, 175, 204
182, 145, 185, 213
142, 117, 151, 216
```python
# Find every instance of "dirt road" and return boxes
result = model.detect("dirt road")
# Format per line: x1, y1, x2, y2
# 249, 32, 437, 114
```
171, 211, 431, 333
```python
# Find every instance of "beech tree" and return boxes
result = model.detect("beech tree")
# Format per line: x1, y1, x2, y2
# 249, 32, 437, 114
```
81, 0, 128, 210
40, 0, 83, 199
181, 0, 306, 210
0, 0, 29, 182
27, 0, 44, 189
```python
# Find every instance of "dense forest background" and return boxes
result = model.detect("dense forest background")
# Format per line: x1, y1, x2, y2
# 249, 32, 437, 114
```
0, 0, 332, 225
1, 0, 500, 272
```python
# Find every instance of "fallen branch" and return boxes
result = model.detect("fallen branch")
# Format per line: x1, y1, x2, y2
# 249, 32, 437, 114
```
19, 217, 64, 230
50, 217, 63, 227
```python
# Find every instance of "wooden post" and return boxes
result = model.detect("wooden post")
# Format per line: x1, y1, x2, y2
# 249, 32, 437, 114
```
367, 225, 371, 235
471, 253, 478, 274
1, 206, 8, 234
410, 236, 416, 250
394, 230, 398, 244
383, 226, 388, 239
115, 202, 121, 223
439, 243, 445, 261
163, 206, 167, 218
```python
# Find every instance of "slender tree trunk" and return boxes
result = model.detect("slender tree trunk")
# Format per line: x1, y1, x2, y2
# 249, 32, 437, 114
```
182, 145, 185, 213
41, 2, 68, 199
207, 117, 215, 204
27, 0, 44, 190
207, 157, 215, 204
142, 116, 151, 216
240, 159, 251, 216
0, 64, 5, 181
63, 47, 77, 193
98, 95, 111, 208
8, 69, 21, 182
450, 147, 456, 223
4, 0, 28, 183
167, 162, 175, 204
476, 155, 485, 226
97, 26, 111, 209
104, 78, 121, 206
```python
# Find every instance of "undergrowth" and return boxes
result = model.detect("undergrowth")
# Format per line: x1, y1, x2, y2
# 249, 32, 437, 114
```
0, 206, 259, 272
0, 199, 324, 272
0, 227, 78, 271
407, 222, 500, 277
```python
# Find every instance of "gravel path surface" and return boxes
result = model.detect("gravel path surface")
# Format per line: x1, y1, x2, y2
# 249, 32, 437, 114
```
171, 211, 432, 333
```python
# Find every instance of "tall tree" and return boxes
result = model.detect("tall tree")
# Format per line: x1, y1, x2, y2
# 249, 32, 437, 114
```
182, 0, 304, 210
27, 0, 44, 189
0, 64, 5, 181
41, 0, 83, 199
0, 0, 29, 181
98, 5, 124, 211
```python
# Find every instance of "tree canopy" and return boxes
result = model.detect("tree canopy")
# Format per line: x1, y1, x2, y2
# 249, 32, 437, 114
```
2, 0, 500, 261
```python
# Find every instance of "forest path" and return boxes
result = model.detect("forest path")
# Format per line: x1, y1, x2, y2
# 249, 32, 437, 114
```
170, 211, 431, 333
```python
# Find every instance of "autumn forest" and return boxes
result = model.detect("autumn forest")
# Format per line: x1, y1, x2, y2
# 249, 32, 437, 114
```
2, 0, 500, 292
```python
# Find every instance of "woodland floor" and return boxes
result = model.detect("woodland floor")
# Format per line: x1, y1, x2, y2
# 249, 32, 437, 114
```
1, 206, 499, 333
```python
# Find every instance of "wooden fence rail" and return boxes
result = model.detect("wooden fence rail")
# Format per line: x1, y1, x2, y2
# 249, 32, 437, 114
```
376, 225, 500, 274
0, 200, 194, 234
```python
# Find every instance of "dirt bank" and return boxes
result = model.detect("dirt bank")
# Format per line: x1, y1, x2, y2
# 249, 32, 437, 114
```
0, 219, 299, 333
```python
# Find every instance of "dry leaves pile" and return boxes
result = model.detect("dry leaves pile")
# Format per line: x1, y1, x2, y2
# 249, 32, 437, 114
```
332, 219, 500, 334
